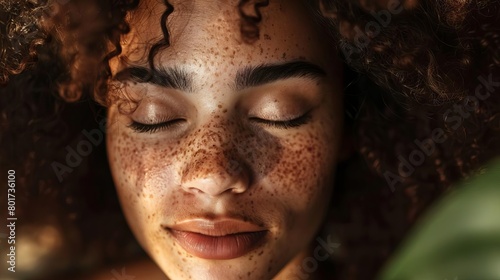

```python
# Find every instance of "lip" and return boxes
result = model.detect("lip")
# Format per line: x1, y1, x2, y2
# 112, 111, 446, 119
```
166, 219, 268, 259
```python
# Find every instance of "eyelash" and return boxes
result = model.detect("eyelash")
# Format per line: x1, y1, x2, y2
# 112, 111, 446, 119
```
128, 119, 184, 134
128, 113, 312, 134
249, 113, 312, 129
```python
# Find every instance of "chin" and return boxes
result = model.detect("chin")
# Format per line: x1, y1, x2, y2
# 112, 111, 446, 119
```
157, 257, 278, 280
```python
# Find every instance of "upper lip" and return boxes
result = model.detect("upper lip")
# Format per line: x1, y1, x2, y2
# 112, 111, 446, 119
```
167, 218, 267, 236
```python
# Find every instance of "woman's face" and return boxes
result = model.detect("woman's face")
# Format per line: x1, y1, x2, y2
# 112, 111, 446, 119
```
106, 0, 343, 279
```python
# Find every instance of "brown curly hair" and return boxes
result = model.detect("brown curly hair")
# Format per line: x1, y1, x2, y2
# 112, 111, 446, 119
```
1, 0, 499, 278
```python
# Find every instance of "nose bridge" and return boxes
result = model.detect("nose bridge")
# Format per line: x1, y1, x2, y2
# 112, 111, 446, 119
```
180, 120, 248, 196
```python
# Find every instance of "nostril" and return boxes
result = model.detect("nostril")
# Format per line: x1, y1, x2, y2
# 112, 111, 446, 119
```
180, 167, 250, 197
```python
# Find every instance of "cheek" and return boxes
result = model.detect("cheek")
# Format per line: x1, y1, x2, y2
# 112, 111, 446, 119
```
266, 108, 341, 209
268, 129, 338, 211
105, 116, 178, 236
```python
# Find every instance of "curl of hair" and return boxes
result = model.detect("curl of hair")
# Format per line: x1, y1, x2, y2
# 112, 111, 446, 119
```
0, 0, 47, 84
238, 0, 270, 43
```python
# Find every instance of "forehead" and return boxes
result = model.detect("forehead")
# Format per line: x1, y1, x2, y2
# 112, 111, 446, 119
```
117, 0, 334, 70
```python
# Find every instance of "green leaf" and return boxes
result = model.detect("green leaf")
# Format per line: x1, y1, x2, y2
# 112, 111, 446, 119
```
379, 159, 500, 280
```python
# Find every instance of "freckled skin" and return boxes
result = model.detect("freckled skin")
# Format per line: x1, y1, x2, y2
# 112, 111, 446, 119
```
107, 0, 344, 279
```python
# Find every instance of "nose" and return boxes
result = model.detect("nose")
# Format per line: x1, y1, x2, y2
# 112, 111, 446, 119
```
180, 127, 251, 197
181, 153, 250, 196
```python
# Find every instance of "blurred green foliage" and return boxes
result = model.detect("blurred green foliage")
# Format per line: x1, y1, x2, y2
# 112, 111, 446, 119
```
379, 159, 500, 280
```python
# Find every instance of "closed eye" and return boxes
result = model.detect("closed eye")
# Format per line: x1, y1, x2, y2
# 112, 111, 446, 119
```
250, 113, 312, 129
128, 119, 186, 134
128, 113, 312, 133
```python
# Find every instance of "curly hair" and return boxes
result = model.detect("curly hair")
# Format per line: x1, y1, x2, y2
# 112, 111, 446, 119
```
323, 0, 500, 208
1, 0, 499, 278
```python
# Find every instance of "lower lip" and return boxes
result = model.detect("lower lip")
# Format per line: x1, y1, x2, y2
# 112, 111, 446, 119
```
169, 229, 267, 260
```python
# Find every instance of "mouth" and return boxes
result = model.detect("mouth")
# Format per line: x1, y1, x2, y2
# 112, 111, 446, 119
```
165, 219, 268, 260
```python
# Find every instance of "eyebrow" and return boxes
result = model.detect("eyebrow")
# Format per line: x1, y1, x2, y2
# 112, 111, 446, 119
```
113, 60, 326, 93
113, 66, 194, 92
235, 61, 327, 91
